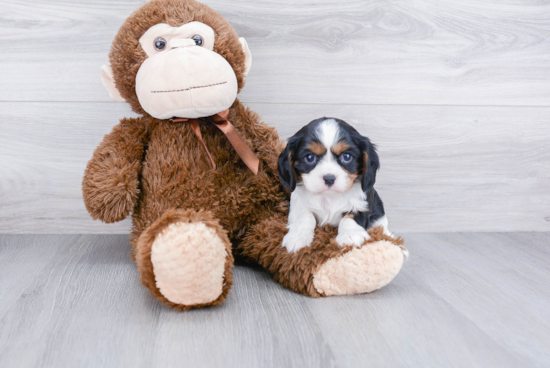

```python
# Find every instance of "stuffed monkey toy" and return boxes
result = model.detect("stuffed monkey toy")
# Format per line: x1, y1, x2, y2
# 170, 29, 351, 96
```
83, 0, 406, 310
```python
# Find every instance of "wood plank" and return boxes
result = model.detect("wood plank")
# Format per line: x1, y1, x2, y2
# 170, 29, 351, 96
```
0, 234, 160, 367
1, 0, 549, 105
407, 232, 550, 366
0, 233, 549, 367
0, 102, 137, 234
1, 102, 549, 233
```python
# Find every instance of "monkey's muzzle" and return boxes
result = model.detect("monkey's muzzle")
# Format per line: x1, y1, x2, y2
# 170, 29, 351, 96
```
136, 46, 238, 120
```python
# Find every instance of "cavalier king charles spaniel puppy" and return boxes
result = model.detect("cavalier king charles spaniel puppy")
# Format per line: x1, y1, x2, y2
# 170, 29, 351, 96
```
278, 117, 393, 253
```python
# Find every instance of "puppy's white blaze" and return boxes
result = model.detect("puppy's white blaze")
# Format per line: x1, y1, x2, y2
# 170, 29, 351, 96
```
302, 158, 351, 194
302, 119, 351, 194
315, 119, 341, 148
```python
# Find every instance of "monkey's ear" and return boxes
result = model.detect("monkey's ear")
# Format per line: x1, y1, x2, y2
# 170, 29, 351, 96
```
239, 38, 252, 77
100, 65, 125, 102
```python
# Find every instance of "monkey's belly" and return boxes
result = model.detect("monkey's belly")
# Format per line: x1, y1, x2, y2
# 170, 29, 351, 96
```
135, 145, 278, 242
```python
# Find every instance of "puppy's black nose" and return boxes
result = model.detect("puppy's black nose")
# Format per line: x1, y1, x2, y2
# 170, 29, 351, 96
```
323, 174, 336, 187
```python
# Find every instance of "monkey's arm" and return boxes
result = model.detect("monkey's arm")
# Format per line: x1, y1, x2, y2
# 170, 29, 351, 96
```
82, 117, 148, 223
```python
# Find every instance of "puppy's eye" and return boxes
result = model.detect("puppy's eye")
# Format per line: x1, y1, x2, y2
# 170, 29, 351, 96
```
304, 153, 317, 164
340, 153, 352, 163
192, 35, 203, 46
154, 37, 167, 51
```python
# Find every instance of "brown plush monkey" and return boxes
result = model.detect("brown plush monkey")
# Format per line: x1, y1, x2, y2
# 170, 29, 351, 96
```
83, 0, 406, 310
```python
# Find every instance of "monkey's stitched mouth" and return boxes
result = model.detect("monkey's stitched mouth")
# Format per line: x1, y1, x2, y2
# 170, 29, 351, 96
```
151, 81, 227, 93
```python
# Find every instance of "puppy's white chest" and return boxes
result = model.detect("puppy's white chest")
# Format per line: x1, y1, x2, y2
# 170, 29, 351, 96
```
313, 196, 343, 226
296, 183, 368, 227
319, 196, 331, 212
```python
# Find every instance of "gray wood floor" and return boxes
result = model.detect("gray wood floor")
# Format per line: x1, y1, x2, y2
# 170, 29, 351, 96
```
1, 233, 549, 368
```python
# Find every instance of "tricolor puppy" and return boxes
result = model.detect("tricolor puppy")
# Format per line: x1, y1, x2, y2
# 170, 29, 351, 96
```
278, 117, 392, 253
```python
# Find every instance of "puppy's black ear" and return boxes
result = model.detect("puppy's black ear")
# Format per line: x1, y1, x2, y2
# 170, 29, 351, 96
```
360, 137, 380, 192
278, 140, 297, 192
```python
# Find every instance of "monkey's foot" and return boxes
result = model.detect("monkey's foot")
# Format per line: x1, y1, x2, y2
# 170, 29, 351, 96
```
136, 209, 233, 310
313, 230, 405, 296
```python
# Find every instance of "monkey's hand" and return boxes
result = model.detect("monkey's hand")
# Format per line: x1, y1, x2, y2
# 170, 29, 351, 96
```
82, 117, 148, 223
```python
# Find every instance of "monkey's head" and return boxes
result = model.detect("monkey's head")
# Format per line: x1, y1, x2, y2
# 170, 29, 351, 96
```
101, 0, 252, 119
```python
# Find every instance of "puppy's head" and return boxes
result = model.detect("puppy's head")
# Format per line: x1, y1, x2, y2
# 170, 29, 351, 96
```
278, 118, 379, 194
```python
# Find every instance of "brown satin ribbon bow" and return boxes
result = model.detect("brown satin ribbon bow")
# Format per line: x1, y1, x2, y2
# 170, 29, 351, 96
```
169, 109, 259, 175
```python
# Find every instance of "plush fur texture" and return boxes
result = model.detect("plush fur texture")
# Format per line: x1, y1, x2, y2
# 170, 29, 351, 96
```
241, 219, 404, 297
82, 0, 407, 310
135, 209, 233, 310
151, 221, 228, 305
82, 118, 148, 223
134, 21, 243, 119
314, 229, 405, 296
108, 0, 248, 116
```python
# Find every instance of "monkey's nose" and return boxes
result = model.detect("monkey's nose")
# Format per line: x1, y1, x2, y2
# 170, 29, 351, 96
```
323, 174, 336, 187
169, 38, 197, 49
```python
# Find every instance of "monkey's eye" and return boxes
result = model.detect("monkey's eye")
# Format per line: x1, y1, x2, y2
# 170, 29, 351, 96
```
192, 35, 203, 47
340, 153, 352, 163
304, 153, 317, 164
154, 37, 167, 51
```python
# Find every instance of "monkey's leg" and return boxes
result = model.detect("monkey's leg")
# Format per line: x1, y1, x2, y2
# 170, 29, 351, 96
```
134, 209, 233, 310
239, 214, 405, 297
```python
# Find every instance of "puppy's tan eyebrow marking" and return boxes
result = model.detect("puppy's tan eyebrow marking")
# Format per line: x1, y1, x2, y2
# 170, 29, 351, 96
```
331, 141, 351, 155
307, 141, 327, 156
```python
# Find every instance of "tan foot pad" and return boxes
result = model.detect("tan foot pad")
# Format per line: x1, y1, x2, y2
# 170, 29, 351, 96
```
151, 221, 228, 305
313, 240, 404, 296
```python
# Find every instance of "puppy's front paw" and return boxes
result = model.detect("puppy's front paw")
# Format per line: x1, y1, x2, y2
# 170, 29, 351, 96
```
282, 231, 314, 253
336, 230, 371, 247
